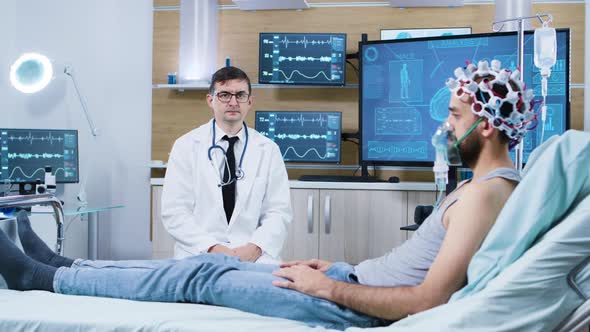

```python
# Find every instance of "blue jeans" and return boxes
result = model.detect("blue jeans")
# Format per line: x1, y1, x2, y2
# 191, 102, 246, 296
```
54, 254, 386, 330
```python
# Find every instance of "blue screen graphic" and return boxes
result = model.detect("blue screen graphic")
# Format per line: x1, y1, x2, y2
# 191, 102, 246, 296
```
360, 30, 570, 165
0, 129, 79, 184
259, 33, 346, 85
255, 111, 342, 162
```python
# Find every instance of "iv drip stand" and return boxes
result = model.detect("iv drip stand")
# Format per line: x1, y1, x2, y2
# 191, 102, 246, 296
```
491, 13, 553, 174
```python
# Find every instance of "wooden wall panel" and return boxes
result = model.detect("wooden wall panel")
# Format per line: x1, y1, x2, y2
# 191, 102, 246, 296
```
153, 10, 180, 87
154, 0, 180, 7
152, 3, 585, 180
571, 88, 584, 131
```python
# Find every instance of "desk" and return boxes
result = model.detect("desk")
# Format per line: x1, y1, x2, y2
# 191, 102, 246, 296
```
32, 204, 124, 260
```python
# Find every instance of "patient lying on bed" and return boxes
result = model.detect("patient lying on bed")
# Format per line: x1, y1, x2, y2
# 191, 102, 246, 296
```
0, 62, 527, 330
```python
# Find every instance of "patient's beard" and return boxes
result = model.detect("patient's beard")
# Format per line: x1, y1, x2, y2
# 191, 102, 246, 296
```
459, 132, 482, 169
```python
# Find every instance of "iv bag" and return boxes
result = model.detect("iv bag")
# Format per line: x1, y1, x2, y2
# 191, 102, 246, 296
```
534, 25, 557, 70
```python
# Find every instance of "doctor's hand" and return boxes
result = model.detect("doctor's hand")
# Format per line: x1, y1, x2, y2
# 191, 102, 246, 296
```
207, 244, 237, 257
280, 259, 333, 272
272, 265, 336, 299
233, 243, 262, 262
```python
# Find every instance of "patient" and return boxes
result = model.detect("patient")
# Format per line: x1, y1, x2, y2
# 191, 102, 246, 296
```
0, 60, 534, 330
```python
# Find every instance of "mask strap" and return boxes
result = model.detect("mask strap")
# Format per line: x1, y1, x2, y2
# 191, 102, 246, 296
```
454, 117, 484, 148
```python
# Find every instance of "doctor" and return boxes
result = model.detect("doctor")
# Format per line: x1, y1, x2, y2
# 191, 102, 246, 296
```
161, 66, 292, 263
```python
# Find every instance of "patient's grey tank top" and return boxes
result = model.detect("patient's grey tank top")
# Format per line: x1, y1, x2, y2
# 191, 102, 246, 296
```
354, 167, 520, 287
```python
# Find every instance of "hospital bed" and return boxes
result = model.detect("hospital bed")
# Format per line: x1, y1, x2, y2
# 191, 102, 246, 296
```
1, 130, 589, 332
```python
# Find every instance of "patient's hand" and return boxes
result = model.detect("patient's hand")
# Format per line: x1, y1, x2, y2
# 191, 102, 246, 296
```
207, 244, 236, 256
272, 265, 335, 299
233, 243, 262, 262
280, 259, 333, 272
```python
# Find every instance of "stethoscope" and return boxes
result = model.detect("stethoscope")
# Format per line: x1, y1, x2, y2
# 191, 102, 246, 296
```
207, 119, 248, 187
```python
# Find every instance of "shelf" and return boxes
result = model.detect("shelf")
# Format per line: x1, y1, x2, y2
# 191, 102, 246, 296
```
152, 83, 359, 91
153, 83, 209, 90
233, 0, 310, 11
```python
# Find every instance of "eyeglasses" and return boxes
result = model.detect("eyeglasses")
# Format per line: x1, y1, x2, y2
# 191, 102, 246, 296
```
215, 91, 250, 103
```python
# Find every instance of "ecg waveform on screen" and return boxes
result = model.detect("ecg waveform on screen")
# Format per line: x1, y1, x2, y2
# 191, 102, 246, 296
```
259, 33, 345, 85
0, 129, 79, 183
274, 69, 333, 82
282, 147, 328, 160
278, 56, 332, 63
255, 112, 341, 162
275, 133, 328, 140
8, 153, 64, 160
6, 133, 64, 145
259, 114, 330, 127
271, 36, 333, 49
6, 166, 65, 180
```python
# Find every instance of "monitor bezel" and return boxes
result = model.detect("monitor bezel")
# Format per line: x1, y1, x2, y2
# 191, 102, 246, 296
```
0, 128, 80, 184
380, 26, 472, 40
358, 29, 571, 168
258, 32, 347, 86
254, 110, 343, 163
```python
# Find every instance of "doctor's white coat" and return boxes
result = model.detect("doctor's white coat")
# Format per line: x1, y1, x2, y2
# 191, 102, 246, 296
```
161, 120, 292, 262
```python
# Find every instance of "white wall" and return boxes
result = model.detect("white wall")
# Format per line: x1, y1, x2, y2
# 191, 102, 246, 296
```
0, 1, 153, 259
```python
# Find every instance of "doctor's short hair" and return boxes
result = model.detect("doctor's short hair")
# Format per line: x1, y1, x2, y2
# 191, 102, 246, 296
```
209, 66, 252, 95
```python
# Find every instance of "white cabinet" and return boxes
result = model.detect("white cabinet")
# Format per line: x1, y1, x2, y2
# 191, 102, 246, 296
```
281, 189, 319, 262
151, 185, 175, 259
319, 190, 406, 264
282, 188, 409, 264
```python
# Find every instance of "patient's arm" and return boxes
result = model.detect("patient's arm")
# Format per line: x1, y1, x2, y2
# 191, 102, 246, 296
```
274, 178, 515, 320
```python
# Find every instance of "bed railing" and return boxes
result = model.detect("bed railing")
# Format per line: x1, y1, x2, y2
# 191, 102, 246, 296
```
0, 194, 65, 255
567, 256, 590, 301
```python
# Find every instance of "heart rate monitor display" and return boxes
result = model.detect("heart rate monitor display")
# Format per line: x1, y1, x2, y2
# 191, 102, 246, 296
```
259, 33, 346, 85
255, 111, 341, 163
0, 129, 79, 184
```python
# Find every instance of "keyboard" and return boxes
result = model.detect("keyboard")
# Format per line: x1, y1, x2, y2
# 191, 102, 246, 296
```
298, 175, 383, 183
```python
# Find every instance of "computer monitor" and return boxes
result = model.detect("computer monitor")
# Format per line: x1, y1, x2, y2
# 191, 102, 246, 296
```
359, 29, 570, 167
258, 32, 347, 86
0, 129, 79, 184
380, 27, 472, 40
255, 111, 342, 163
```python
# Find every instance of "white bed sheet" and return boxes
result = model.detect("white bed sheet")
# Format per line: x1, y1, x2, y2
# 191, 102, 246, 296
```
0, 289, 333, 332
